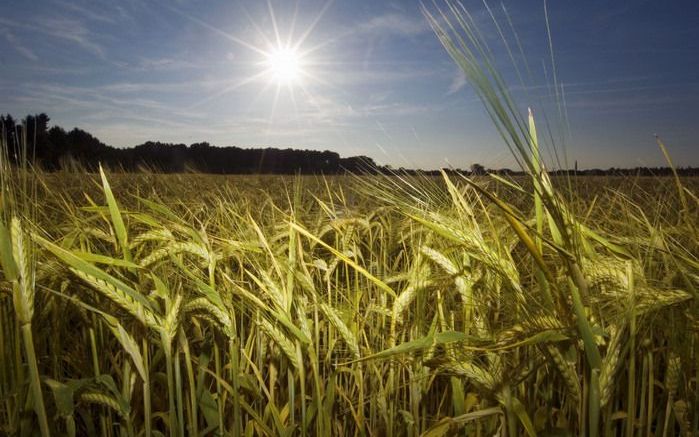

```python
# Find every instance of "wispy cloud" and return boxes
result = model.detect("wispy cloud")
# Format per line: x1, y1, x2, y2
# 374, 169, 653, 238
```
36, 17, 106, 58
447, 69, 466, 94
297, 92, 437, 128
1, 28, 38, 61
118, 56, 206, 72
53, 0, 118, 24
0, 15, 106, 59
13, 82, 206, 127
330, 64, 439, 86
355, 12, 428, 37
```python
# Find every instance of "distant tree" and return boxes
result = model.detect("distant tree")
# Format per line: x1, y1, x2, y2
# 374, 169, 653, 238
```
26, 113, 53, 168
1, 114, 19, 161
470, 163, 486, 175
340, 155, 378, 173
494, 168, 514, 175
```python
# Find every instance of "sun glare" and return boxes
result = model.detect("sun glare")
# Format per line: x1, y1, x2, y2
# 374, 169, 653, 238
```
184, 0, 334, 110
265, 46, 303, 85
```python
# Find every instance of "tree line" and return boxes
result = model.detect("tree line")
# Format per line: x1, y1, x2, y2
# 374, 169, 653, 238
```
0, 113, 377, 174
2, 113, 697, 176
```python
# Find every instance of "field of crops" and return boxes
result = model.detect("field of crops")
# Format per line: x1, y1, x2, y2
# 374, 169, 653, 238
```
1, 162, 698, 436
2, 4, 698, 436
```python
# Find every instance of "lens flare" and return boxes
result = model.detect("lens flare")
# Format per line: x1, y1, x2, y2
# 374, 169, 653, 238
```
265, 46, 303, 85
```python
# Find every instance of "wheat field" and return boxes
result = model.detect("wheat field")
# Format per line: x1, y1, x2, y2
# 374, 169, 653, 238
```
1, 160, 697, 436
2, 4, 698, 437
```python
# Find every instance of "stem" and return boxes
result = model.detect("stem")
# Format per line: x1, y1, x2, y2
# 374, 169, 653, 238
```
175, 350, 184, 437
229, 338, 242, 437
589, 369, 600, 437
21, 323, 50, 436
568, 265, 602, 369
627, 262, 636, 437
180, 334, 197, 437
213, 343, 224, 436
142, 339, 151, 437
162, 335, 178, 437
90, 326, 107, 437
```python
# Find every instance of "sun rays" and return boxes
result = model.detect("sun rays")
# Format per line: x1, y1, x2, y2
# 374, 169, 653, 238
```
172, 0, 335, 125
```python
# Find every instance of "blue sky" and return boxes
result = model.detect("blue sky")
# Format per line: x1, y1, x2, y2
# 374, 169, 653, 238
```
1, 0, 698, 169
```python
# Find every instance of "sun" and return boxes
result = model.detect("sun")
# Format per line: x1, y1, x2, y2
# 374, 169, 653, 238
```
179, 0, 334, 109
264, 46, 304, 85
